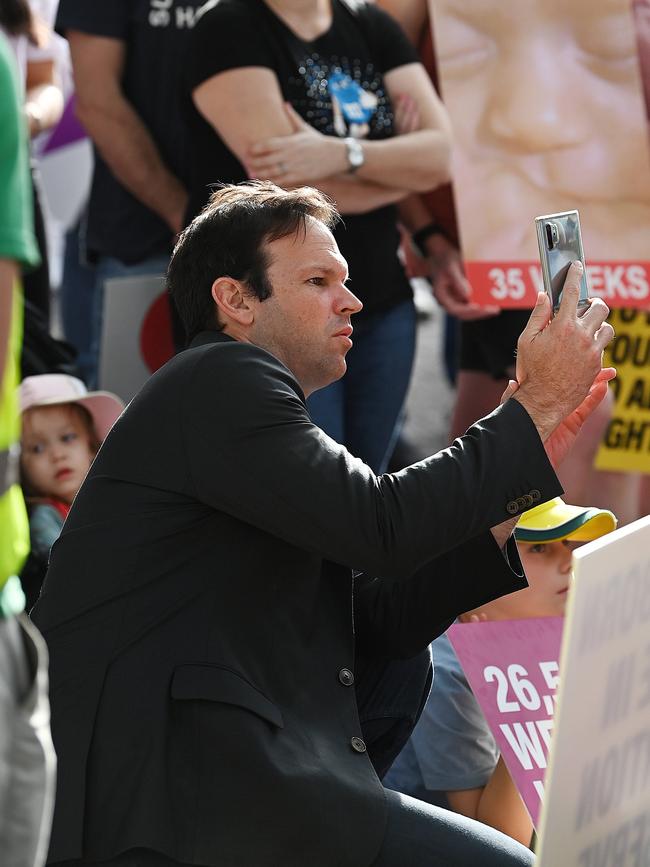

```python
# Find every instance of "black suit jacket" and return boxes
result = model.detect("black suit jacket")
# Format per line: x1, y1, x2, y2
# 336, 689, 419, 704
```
32, 331, 561, 866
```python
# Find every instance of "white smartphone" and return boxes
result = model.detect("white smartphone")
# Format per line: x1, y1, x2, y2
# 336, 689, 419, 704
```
534, 210, 590, 313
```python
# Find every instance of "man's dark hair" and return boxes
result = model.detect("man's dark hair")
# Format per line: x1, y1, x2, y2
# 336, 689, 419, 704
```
167, 181, 340, 343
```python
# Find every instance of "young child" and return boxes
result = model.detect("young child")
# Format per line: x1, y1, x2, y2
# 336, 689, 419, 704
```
18, 374, 124, 607
383, 497, 617, 846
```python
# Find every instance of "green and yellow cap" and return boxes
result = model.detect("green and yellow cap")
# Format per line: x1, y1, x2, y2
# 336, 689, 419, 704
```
515, 497, 617, 544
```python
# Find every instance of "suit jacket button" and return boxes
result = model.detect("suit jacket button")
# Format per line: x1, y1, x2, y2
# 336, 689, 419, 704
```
531, 489, 541, 502
350, 737, 367, 753
338, 668, 354, 687
506, 500, 519, 515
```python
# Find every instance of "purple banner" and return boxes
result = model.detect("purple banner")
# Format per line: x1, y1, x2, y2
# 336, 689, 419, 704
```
42, 95, 87, 154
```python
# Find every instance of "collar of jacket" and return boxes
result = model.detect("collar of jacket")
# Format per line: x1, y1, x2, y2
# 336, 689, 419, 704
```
187, 329, 308, 405
189, 330, 235, 349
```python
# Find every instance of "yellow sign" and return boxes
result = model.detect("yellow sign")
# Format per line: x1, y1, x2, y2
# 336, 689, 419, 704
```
595, 310, 650, 473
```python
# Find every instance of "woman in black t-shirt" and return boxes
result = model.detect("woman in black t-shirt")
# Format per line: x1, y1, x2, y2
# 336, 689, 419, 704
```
184, 0, 453, 474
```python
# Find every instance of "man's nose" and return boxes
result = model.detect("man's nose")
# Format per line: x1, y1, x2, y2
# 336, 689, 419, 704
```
338, 284, 363, 315
480, 42, 588, 153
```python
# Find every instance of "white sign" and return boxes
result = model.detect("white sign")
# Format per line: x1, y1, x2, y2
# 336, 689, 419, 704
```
99, 274, 171, 403
536, 515, 650, 867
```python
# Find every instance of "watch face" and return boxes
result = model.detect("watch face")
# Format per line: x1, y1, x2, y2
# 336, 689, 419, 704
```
347, 139, 364, 168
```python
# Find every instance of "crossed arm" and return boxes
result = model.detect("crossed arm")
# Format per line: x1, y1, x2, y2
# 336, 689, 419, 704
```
191, 60, 452, 214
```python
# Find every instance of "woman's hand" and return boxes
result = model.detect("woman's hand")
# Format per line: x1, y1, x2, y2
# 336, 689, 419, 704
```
426, 234, 500, 320
543, 368, 616, 469
501, 367, 617, 470
246, 102, 348, 185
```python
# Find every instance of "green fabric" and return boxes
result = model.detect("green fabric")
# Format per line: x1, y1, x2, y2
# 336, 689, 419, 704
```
515, 509, 604, 543
0, 37, 34, 591
0, 35, 40, 267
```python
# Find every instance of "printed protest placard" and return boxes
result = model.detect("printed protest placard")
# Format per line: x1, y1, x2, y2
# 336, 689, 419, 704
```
428, 0, 650, 307
447, 618, 563, 827
99, 275, 174, 403
595, 309, 650, 474
536, 515, 650, 867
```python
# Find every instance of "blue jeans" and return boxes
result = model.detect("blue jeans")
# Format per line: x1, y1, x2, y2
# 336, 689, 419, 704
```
60, 221, 169, 388
307, 300, 417, 473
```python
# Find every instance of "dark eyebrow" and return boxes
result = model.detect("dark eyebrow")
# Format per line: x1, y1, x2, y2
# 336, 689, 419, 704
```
299, 264, 350, 281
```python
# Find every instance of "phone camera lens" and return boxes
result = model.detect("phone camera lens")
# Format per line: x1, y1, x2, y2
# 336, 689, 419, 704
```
545, 223, 558, 249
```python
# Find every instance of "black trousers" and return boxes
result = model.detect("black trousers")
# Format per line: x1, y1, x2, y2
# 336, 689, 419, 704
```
53, 789, 533, 867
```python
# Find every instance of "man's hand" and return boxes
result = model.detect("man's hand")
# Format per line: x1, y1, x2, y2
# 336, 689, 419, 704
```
513, 262, 615, 444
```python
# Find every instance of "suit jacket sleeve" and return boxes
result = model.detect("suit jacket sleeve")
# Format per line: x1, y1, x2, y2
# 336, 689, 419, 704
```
182, 342, 562, 580
353, 533, 526, 659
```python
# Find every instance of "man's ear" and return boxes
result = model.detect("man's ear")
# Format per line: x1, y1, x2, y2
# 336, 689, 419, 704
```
211, 276, 255, 327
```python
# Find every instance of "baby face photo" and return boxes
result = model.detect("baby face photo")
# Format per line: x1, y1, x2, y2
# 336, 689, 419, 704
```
429, 0, 650, 305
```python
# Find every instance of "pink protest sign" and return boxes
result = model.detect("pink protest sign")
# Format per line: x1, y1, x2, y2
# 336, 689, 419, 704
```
447, 617, 564, 828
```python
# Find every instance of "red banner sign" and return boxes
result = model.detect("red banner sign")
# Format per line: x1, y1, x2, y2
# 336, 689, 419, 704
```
466, 262, 650, 309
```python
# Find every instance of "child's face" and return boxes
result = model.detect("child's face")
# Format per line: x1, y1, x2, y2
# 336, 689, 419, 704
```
21, 405, 96, 505
469, 539, 581, 621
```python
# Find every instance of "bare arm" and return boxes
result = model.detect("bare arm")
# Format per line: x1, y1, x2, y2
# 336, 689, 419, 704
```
356, 63, 452, 191
192, 66, 410, 214
24, 58, 64, 136
68, 32, 187, 234
246, 63, 452, 193
447, 756, 533, 847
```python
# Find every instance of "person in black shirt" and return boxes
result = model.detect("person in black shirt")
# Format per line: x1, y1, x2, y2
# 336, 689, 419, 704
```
184, 0, 452, 474
56, 1, 204, 386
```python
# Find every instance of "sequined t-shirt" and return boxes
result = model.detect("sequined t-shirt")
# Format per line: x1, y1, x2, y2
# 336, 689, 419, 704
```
185, 0, 419, 316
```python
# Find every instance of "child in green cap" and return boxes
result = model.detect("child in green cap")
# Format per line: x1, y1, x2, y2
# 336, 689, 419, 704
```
384, 497, 617, 847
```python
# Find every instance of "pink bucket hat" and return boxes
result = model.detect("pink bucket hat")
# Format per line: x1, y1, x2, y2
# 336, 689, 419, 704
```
19, 374, 125, 442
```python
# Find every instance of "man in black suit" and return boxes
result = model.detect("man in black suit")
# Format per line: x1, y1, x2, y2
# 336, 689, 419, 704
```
33, 182, 614, 867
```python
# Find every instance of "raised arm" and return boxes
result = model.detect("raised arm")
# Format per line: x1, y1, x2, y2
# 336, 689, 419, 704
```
68, 32, 188, 234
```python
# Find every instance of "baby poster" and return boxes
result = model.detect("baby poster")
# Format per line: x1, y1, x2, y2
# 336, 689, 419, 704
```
428, 0, 650, 307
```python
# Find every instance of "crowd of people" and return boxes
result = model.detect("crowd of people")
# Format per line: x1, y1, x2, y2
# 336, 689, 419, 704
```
0, 0, 644, 865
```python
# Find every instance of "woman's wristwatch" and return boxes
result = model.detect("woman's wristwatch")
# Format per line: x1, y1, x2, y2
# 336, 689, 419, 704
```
344, 137, 365, 173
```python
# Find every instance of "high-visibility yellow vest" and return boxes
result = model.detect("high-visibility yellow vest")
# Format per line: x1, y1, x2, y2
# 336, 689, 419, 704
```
0, 282, 29, 593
